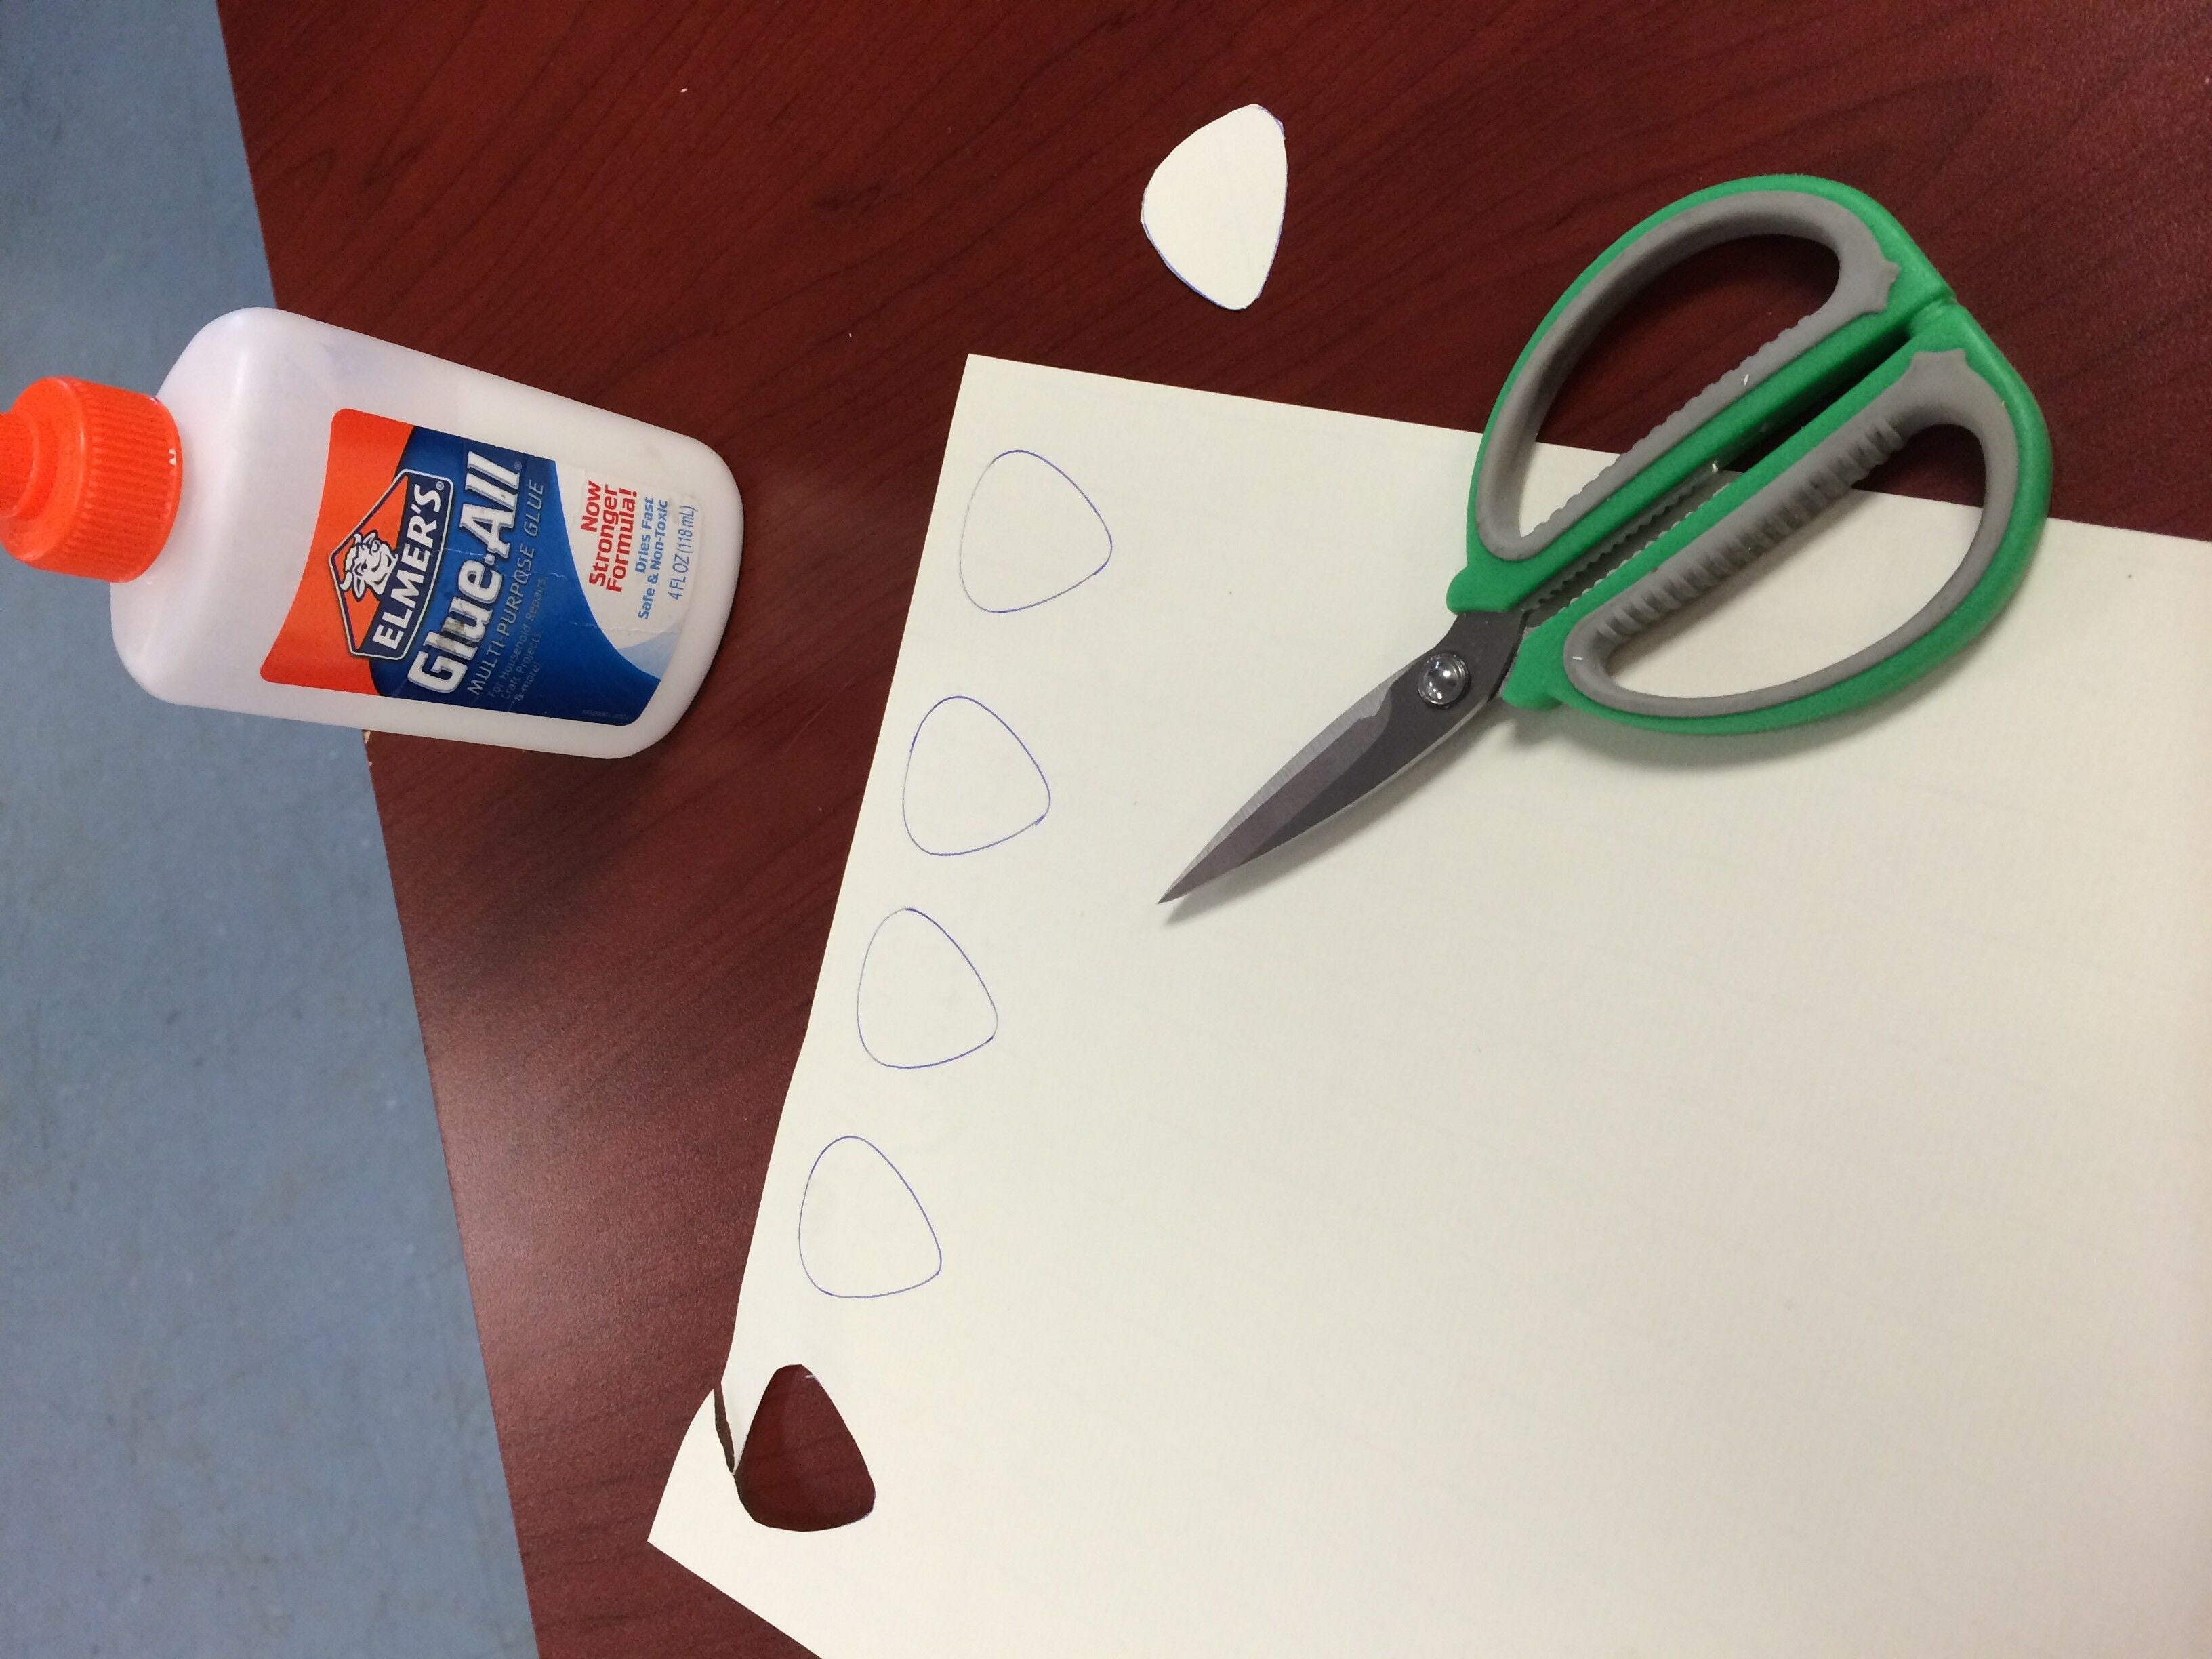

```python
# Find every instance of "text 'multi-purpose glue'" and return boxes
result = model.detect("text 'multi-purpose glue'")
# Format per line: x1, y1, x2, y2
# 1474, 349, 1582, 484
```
0, 308, 742, 756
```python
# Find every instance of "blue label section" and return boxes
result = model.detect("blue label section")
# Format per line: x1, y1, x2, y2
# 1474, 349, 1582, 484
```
366, 428, 661, 726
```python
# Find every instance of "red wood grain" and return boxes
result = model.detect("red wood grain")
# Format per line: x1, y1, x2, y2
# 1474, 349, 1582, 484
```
731, 1367, 877, 1534
215, 3, 2212, 1654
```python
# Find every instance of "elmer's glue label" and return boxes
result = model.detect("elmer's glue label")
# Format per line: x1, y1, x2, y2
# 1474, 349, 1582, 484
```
262, 411, 700, 726
0, 309, 741, 758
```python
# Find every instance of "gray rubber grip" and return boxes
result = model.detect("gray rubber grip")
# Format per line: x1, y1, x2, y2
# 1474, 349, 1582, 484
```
1559, 348, 2022, 718
1475, 190, 1901, 563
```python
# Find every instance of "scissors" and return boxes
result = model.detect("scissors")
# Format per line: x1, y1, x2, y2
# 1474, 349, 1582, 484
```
1163, 173, 2051, 903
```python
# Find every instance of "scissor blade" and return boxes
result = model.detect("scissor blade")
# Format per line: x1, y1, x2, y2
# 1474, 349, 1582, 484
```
1161, 609, 1525, 903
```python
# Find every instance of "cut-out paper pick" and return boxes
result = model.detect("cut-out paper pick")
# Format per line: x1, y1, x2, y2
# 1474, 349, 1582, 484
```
903, 695, 1051, 855
1141, 104, 1286, 310
855, 908, 998, 1067
959, 450, 1113, 612
798, 1136, 943, 1298
731, 1368, 876, 1532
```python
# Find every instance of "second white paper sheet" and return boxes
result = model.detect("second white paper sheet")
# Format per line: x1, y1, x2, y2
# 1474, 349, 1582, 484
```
657, 356, 2212, 1658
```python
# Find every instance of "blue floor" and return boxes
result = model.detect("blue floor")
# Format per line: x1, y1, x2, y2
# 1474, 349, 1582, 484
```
0, 3, 539, 1654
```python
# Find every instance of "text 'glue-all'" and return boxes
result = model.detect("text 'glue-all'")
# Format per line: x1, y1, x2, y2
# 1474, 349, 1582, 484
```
0, 308, 742, 756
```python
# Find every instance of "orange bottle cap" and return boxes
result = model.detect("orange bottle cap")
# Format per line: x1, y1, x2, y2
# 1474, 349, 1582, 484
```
0, 377, 181, 583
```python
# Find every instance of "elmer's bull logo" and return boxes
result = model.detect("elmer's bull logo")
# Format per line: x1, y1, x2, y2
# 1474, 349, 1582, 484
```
325, 470, 455, 659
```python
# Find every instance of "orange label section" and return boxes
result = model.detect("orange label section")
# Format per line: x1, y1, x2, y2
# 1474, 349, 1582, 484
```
260, 409, 413, 695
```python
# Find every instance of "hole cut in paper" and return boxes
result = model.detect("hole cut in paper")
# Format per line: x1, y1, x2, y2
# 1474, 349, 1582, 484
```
799, 1136, 943, 1298
725, 1368, 876, 1532
903, 695, 1051, 855
958, 450, 1112, 613
856, 908, 998, 1068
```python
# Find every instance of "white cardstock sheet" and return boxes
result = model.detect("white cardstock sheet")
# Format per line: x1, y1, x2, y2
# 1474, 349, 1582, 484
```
655, 355, 2211, 1659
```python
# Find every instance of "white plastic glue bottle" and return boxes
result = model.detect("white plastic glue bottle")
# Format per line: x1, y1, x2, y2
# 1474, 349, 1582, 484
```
0, 308, 741, 756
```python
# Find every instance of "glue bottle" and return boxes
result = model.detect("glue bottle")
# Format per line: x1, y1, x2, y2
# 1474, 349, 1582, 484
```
0, 308, 741, 756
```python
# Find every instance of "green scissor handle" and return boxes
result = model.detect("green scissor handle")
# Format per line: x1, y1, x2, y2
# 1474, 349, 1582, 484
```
1452, 175, 2052, 736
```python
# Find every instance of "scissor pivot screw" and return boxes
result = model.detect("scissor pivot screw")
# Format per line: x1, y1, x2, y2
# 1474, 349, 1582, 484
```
1416, 651, 1470, 708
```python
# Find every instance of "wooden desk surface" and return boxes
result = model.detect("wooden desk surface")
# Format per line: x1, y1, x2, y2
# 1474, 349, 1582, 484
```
218, 3, 2211, 1653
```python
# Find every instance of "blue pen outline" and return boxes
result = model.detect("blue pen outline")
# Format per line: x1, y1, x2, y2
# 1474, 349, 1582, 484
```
855, 907, 998, 1069
957, 449, 1113, 613
901, 694, 1052, 856
797, 1135, 943, 1299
